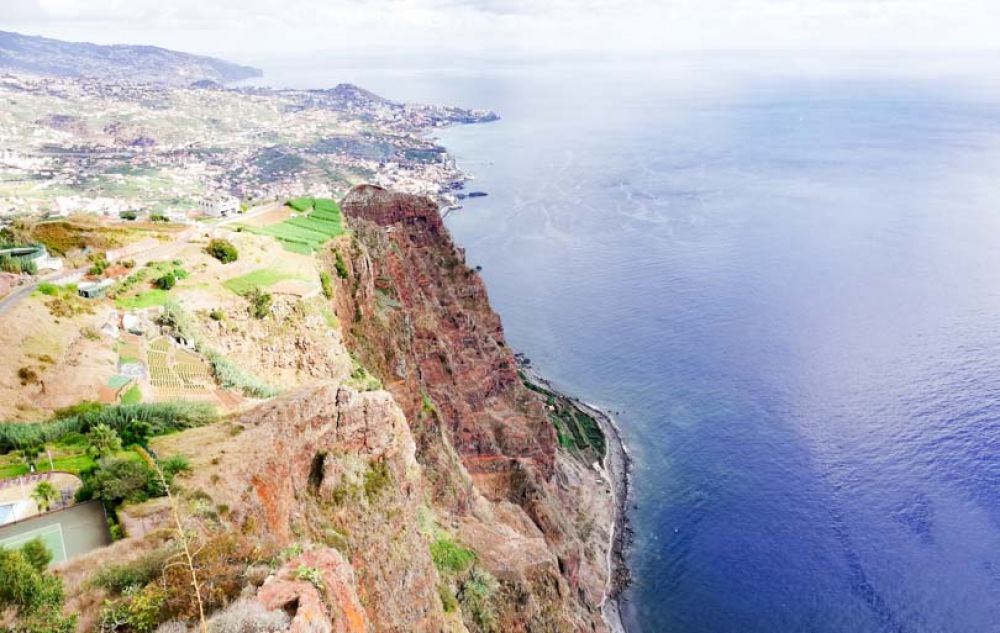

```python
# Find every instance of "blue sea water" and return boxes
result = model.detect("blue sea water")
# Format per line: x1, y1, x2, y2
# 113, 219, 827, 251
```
269, 55, 1000, 632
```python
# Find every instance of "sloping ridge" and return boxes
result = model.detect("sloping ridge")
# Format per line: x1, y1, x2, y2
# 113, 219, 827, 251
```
0, 30, 261, 85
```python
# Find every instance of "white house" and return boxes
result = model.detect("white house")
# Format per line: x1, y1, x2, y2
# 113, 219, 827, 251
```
199, 192, 240, 217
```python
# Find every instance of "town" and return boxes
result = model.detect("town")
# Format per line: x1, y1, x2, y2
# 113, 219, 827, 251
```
0, 72, 497, 221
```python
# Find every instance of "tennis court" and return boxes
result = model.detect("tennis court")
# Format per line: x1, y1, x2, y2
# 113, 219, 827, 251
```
0, 500, 109, 566
0, 522, 67, 563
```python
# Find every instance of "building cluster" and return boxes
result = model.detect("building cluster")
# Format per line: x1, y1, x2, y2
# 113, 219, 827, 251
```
0, 72, 497, 223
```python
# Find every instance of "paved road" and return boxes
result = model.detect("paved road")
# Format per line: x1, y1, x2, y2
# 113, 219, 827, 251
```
0, 278, 43, 317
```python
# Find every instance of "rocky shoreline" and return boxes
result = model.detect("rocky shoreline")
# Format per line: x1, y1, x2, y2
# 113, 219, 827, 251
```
517, 361, 634, 633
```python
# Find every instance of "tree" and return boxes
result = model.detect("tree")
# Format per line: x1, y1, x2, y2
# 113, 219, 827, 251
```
91, 458, 159, 506
0, 546, 75, 632
121, 419, 153, 447
20, 537, 53, 572
31, 482, 59, 513
206, 239, 238, 264
87, 423, 123, 458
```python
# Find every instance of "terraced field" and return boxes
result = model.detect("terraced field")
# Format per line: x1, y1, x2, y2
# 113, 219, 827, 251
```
241, 197, 345, 254
147, 337, 214, 399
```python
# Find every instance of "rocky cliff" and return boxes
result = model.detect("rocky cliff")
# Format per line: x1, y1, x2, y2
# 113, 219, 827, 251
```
330, 185, 618, 630
57, 185, 618, 633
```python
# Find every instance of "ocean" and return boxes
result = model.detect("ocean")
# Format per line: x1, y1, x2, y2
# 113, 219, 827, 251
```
263, 54, 1000, 632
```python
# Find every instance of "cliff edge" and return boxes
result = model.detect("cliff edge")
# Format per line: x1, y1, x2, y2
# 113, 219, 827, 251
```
49, 185, 619, 633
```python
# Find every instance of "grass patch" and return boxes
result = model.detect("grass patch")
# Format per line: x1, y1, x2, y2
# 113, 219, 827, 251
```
222, 268, 301, 296
115, 289, 170, 309
120, 384, 142, 405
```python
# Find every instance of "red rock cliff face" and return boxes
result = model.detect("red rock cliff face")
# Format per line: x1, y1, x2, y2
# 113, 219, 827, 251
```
334, 185, 615, 632
338, 184, 556, 499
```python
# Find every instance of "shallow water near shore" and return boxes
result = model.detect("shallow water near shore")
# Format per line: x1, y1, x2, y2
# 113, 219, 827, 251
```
270, 55, 1000, 632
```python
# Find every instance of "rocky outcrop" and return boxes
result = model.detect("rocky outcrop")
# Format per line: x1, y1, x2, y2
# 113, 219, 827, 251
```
258, 548, 368, 633
201, 383, 448, 632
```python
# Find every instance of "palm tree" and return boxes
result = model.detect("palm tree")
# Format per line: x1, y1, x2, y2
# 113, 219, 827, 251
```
31, 481, 59, 513
87, 423, 123, 458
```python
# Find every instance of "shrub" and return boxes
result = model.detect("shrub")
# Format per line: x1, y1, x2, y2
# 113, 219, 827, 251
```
90, 550, 168, 594
333, 251, 349, 279
206, 239, 238, 264
20, 538, 53, 572
125, 584, 167, 633
209, 309, 225, 321
245, 287, 272, 319
157, 300, 198, 341
150, 213, 169, 223
159, 455, 191, 481
438, 583, 458, 613
346, 355, 382, 392
363, 459, 392, 503
37, 282, 58, 296
161, 534, 262, 620
459, 568, 500, 633
430, 537, 476, 576
120, 210, 139, 221
17, 366, 39, 386
155, 273, 176, 290
294, 565, 324, 591
205, 598, 290, 633
89, 255, 110, 276
320, 271, 334, 299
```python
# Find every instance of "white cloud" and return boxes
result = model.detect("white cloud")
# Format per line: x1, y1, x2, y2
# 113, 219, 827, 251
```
4, 0, 1000, 60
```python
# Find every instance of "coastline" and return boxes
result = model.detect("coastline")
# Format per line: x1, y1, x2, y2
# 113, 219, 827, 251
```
434, 119, 632, 632
518, 362, 633, 633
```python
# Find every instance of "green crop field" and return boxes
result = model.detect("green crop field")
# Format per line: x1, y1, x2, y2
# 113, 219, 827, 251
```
244, 197, 345, 253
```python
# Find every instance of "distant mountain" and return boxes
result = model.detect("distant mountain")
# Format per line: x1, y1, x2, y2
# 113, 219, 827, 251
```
0, 30, 262, 86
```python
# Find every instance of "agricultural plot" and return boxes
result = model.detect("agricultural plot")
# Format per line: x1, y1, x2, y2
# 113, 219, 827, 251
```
147, 337, 215, 399
242, 197, 345, 254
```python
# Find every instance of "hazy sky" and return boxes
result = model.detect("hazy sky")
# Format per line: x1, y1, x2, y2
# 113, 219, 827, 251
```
5, 0, 1000, 62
